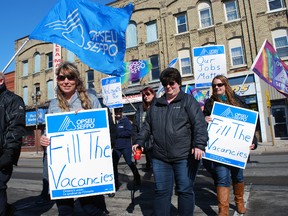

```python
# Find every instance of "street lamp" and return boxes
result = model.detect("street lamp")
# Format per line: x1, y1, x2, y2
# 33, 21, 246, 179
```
32, 91, 41, 154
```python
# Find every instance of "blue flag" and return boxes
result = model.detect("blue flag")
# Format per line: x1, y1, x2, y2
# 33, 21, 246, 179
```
29, 0, 134, 77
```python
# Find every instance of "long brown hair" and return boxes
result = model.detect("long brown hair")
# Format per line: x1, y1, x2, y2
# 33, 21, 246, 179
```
211, 75, 240, 106
141, 86, 156, 111
56, 62, 92, 111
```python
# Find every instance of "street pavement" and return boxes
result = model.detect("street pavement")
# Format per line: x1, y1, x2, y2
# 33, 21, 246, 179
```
7, 139, 288, 216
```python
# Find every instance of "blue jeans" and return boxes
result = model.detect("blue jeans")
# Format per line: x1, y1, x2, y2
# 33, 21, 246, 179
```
152, 157, 200, 216
214, 162, 244, 187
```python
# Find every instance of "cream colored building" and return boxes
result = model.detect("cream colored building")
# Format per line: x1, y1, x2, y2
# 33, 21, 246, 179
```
15, 0, 288, 143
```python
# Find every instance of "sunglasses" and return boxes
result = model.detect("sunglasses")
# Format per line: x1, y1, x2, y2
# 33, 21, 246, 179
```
162, 81, 176, 87
57, 74, 76, 81
212, 83, 225, 88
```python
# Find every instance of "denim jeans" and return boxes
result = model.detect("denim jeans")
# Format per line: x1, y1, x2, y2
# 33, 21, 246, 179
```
152, 157, 200, 216
214, 162, 244, 187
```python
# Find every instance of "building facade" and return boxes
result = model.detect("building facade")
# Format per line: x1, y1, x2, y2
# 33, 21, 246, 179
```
15, 0, 288, 145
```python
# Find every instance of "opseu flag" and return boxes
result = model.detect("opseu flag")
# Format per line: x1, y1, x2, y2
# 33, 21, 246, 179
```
121, 60, 152, 84
251, 40, 288, 96
29, 0, 134, 77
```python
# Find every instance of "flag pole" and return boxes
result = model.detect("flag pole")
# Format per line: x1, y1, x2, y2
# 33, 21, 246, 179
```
2, 38, 29, 73
122, 92, 137, 111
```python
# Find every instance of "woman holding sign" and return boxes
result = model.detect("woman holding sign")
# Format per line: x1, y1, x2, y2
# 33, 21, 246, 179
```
40, 62, 108, 216
203, 75, 257, 216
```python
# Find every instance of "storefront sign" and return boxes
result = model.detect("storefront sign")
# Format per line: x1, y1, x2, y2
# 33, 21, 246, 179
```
26, 109, 47, 125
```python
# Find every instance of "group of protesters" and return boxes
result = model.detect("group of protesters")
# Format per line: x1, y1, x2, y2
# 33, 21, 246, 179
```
0, 62, 257, 216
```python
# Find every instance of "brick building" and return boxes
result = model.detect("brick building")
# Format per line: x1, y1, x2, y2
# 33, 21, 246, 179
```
14, 0, 288, 145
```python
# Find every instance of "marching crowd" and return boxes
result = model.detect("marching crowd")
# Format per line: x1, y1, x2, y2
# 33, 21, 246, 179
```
0, 62, 258, 216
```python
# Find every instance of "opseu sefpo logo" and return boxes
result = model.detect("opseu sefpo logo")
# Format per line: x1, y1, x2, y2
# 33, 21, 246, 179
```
76, 118, 95, 129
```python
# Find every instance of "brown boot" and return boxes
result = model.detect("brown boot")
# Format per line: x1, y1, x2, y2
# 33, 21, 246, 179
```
233, 182, 246, 214
216, 186, 230, 216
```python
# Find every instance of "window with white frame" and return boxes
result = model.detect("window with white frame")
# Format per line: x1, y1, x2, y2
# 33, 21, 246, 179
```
126, 21, 138, 48
176, 13, 188, 34
47, 80, 54, 100
178, 49, 192, 76
23, 86, 28, 105
224, 0, 239, 21
34, 52, 41, 73
229, 39, 245, 66
22, 60, 28, 76
146, 21, 158, 43
149, 55, 160, 81
67, 50, 75, 62
198, 2, 213, 28
86, 69, 94, 89
46, 52, 53, 69
272, 29, 288, 58
267, 0, 285, 11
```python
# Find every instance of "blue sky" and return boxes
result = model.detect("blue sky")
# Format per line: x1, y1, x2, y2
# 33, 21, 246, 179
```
0, 0, 114, 73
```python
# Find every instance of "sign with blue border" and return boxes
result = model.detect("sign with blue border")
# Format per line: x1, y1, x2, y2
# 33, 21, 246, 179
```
101, 76, 123, 109
203, 102, 258, 169
193, 45, 227, 88
45, 108, 114, 200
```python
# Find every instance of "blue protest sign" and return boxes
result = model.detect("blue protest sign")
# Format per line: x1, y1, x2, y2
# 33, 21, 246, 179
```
45, 108, 114, 199
193, 45, 227, 88
203, 102, 258, 169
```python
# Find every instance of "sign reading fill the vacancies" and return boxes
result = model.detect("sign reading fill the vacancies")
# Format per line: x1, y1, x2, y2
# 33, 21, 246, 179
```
203, 102, 258, 169
101, 76, 123, 109
45, 109, 114, 200
193, 45, 227, 88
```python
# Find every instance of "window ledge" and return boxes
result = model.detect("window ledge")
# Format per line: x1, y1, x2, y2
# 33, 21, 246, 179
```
229, 64, 248, 70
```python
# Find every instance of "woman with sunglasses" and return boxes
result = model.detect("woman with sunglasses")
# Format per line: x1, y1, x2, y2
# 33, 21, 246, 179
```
203, 75, 257, 216
135, 86, 156, 172
133, 68, 208, 216
40, 62, 108, 216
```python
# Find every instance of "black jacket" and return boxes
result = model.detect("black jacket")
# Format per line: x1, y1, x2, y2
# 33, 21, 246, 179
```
136, 90, 208, 162
0, 84, 26, 169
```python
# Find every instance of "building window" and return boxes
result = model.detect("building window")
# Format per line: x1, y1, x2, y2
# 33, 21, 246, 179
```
86, 69, 94, 89
47, 80, 54, 100
146, 21, 158, 43
34, 52, 41, 73
23, 60, 28, 76
23, 86, 28, 105
229, 39, 245, 66
224, 0, 239, 21
176, 13, 188, 34
198, 2, 213, 28
67, 50, 75, 62
267, 0, 285, 11
34, 83, 40, 95
178, 49, 192, 76
149, 55, 160, 81
126, 21, 137, 48
272, 29, 288, 58
46, 52, 53, 69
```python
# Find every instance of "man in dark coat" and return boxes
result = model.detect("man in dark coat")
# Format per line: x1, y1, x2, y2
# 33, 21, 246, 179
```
0, 72, 26, 215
